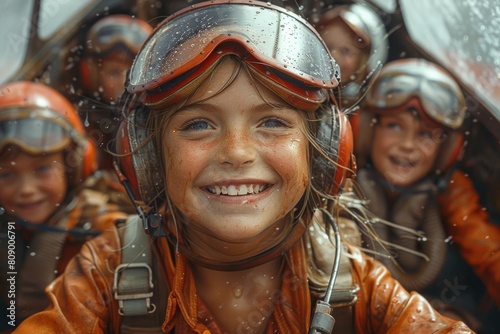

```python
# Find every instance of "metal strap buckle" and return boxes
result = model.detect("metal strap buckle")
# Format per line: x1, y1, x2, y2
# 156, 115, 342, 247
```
113, 263, 156, 316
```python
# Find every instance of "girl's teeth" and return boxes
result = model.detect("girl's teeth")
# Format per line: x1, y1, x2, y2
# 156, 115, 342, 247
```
207, 184, 266, 196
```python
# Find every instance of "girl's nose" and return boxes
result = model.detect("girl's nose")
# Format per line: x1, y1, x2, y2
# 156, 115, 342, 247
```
217, 130, 257, 167
18, 174, 37, 196
399, 132, 418, 150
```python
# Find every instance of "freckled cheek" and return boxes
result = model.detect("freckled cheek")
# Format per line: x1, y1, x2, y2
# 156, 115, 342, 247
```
164, 145, 202, 213
271, 141, 309, 193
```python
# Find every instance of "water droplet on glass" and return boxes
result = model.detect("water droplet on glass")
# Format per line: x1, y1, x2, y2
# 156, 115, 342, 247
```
233, 287, 242, 298
84, 112, 90, 127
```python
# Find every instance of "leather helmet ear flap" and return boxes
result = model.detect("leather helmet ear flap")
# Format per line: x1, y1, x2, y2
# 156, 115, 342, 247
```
332, 111, 355, 193
349, 110, 375, 169
81, 140, 98, 180
437, 131, 464, 174
311, 104, 354, 196
79, 58, 91, 92
115, 96, 165, 211
79, 58, 98, 94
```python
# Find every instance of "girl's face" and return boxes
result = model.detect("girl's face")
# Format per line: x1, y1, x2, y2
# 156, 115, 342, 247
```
0, 150, 67, 224
370, 110, 440, 187
162, 60, 309, 250
320, 21, 367, 84
96, 53, 133, 103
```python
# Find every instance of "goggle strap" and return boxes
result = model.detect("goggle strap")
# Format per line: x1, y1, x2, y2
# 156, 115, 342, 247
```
250, 69, 327, 112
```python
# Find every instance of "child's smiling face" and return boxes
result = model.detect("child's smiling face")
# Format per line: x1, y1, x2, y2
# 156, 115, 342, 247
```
0, 150, 67, 224
161, 59, 309, 257
320, 20, 368, 84
370, 109, 441, 187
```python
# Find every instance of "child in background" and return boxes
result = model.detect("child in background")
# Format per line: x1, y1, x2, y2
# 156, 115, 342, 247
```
14, 2, 471, 333
0, 81, 128, 330
78, 14, 152, 170
351, 58, 500, 333
315, 3, 388, 110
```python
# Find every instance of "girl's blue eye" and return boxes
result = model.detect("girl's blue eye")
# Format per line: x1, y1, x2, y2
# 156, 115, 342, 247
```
182, 119, 210, 131
34, 164, 54, 175
419, 130, 433, 139
262, 118, 287, 128
0, 171, 14, 181
385, 122, 402, 131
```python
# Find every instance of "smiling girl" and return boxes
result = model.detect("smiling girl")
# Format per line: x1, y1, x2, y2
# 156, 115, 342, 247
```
352, 58, 500, 332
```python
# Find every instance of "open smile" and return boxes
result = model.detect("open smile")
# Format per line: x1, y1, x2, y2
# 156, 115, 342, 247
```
204, 183, 270, 196
390, 156, 417, 168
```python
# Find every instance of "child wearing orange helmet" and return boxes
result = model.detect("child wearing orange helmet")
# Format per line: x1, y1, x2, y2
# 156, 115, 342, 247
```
0, 81, 129, 330
78, 14, 153, 171
14, 2, 471, 333
351, 58, 500, 333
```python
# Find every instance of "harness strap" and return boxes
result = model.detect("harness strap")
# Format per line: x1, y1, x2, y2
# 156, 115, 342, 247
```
17, 217, 69, 321
114, 215, 155, 316
114, 215, 166, 333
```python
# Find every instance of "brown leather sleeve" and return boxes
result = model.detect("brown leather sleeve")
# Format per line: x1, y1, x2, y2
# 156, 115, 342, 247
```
438, 169, 500, 307
13, 227, 122, 334
348, 245, 474, 333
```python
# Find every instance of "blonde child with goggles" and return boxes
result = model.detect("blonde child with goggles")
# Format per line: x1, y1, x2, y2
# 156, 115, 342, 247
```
351, 58, 500, 332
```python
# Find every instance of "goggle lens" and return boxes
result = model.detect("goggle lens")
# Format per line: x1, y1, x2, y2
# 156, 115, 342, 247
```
365, 65, 465, 129
88, 21, 150, 56
128, 2, 339, 95
0, 109, 74, 155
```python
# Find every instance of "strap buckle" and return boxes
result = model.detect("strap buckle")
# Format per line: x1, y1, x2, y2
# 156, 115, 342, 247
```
113, 262, 156, 316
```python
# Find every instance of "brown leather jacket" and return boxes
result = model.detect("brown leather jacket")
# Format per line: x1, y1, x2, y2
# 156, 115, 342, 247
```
13, 221, 472, 333
438, 169, 500, 307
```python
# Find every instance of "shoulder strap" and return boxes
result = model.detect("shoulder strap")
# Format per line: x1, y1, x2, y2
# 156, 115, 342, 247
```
113, 215, 155, 316
114, 215, 167, 333
17, 215, 69, 321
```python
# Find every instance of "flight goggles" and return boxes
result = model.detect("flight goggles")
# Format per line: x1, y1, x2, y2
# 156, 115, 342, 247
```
364, 60, 466, 129
0, 108, 80, 155
127, 1, 340, 111
87, 18, 151, 57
